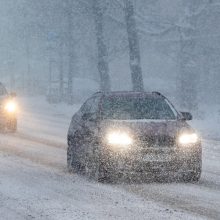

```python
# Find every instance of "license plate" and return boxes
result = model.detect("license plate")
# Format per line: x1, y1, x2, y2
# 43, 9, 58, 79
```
143, 154, 172, 162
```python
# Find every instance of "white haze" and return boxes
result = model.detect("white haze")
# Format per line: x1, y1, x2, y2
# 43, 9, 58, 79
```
0, 0, 219, 107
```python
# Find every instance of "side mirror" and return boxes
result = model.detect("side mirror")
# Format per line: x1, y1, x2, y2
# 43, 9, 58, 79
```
181, 112, 193, 121
10, 92, 16, 98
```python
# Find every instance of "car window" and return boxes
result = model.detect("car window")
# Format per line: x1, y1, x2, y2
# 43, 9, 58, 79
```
80, 96, 100, 115
90, 96, 100, 114
80, 100, 92, 114
102, 96, 176, 120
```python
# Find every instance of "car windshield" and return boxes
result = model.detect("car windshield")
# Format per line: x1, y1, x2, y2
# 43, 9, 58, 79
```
102, 96, 176, 120
0, 84, 7, 96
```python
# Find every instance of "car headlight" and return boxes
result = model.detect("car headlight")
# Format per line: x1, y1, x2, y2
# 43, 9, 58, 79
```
5, 101, 17, 113
106, 131, 133, 148
178, 133, 199, 145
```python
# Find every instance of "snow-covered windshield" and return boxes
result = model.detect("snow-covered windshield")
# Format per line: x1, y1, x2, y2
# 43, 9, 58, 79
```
0, 84, 7, 96
102, 96, 176, 120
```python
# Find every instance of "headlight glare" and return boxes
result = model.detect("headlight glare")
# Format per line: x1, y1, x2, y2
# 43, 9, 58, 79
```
178, 133, 199, 145
5, 101, 16, 113
107, 131, 133, 147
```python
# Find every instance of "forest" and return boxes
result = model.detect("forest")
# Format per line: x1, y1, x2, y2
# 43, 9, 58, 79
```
0, 0, 219, 110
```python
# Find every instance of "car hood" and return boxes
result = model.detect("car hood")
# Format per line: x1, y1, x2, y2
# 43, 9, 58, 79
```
100, 119, 193, 137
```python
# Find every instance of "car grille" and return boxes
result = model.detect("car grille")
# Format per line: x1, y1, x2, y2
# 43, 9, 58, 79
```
138, 135, 175, 148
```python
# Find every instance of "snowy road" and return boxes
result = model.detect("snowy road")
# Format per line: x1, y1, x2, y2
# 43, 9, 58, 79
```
0, 97, 219, 220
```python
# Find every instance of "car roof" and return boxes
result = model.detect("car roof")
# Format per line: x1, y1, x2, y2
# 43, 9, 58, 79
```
93, 91, 164, 99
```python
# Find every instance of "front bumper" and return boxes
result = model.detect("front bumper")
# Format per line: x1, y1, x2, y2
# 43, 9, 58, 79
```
102, 144, 202, 175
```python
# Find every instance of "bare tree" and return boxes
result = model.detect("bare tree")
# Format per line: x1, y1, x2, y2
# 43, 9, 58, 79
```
178, 1, 206, 111
66, 0, 75, 103
93, 0, 111, 92
124, 0, 144, 92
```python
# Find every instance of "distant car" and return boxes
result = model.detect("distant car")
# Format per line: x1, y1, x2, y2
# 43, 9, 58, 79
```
67, 91, 202, 183
0, 82, 17, 132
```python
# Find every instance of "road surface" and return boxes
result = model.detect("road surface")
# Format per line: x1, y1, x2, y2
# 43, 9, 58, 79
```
0, 97, 219, 220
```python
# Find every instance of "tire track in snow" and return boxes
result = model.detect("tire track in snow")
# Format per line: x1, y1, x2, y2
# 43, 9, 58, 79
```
120, 139, 220, 219
121, 183, 220, 220
7, 131, 67, 149
0, 134, 67, 171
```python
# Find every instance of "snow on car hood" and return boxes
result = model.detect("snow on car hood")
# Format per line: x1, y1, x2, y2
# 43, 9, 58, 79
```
100, 119, 191, 137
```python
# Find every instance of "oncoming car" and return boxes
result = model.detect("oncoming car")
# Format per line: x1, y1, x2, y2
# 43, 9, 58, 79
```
67, 91, 202, 183
0, 82, 17, 132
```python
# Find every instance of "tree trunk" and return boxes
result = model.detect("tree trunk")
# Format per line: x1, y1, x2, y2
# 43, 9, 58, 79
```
59, 42, 64, 100
93, 0, 111, 92
178, 2, 199, 111
67, 3, 74, 104
124, 0, 144, 92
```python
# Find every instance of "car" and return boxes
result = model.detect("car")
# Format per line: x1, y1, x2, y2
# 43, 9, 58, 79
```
67, 91, 202, 183
0, 82, 17, 132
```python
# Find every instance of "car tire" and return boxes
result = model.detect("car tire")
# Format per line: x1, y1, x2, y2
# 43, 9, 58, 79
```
182, 157, 202, 182
7, 118, 17, 133
183, 166, 201, 182
85, 147, 113, 183
191, 169, 201, 182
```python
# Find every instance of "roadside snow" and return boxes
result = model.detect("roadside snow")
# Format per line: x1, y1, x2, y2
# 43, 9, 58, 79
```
190, 104, 220, 140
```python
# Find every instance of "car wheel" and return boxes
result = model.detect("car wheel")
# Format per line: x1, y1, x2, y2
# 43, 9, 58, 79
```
85, 147, 113, 183
182, 158, 202, 182
191, 169, 201, 182
183, 166, 201, 182
7, 118, 17, 133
